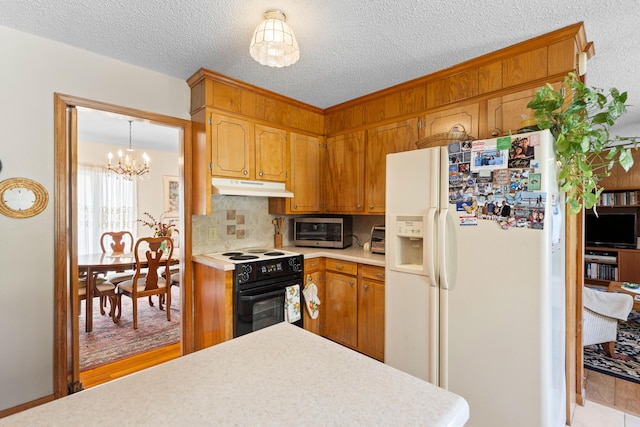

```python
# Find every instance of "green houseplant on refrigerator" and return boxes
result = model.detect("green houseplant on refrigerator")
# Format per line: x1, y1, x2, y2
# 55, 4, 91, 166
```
527, 72, 638, 215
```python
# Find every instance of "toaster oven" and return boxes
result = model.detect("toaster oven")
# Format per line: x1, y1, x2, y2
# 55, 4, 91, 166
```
370, 225, 385, 254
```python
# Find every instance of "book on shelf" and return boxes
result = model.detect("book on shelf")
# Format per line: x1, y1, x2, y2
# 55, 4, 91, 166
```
599, 191, 640, 206
584, 262, 618, 281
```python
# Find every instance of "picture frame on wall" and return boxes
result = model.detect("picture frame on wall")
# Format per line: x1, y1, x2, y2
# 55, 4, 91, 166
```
163, 175, 179, 217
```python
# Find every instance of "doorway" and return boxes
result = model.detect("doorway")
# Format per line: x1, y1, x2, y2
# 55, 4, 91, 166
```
53, 93, 193, 397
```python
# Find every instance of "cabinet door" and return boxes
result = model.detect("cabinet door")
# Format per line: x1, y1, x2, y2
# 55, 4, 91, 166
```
325, 271, 358, 348
365, 118, 419, 213
255, 124, 288, 182
325, 131, 365, 213
289, 132, 323, 213
619, 251, 640, 284
210, 113, 254, 179
302, 270, 325, 336
486, 82, 561, 137
422, 103, 479, 141
357, 278, 385, 361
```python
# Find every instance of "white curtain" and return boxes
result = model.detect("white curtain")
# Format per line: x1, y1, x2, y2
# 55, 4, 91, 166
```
77, 164, 138, 255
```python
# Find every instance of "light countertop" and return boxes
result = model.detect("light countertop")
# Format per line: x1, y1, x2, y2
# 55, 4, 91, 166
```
1, 323, 468, 426
192, 246, 385, 269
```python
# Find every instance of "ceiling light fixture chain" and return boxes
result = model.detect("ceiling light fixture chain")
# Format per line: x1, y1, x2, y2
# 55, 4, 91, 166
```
106, 120, 150, 180
249, 9, 300, 68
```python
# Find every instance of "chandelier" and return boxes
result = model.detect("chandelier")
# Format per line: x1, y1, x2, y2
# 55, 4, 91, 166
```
249, 9, 299, 68
106, 120, 150, 180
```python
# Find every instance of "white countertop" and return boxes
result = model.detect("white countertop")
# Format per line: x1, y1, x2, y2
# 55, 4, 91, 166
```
192, 246, 385, 269
2, 323, 468, 426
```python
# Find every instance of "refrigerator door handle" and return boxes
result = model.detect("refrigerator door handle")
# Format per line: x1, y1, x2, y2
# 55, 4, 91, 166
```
438, 208, 449, 290
426, 208, 438, 287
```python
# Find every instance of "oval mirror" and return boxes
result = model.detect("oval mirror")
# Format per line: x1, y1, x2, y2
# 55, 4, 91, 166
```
0, 178, 49, 218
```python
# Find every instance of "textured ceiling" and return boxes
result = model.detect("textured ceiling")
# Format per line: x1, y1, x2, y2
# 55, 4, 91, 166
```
2, 0, 640, 143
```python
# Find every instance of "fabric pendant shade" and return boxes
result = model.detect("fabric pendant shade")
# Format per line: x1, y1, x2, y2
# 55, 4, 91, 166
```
249, 9, 299, 68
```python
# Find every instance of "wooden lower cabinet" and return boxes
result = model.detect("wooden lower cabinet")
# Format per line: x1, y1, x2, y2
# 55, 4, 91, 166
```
323, 258, 385, 361
618, 250, 640, 284
193, 262, 234, 350
358, 265, 385, 361
325, 269, 359, 348
302, 257, 325, 335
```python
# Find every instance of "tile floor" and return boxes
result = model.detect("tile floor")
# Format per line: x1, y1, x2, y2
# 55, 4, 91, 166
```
570, 400, 640, 426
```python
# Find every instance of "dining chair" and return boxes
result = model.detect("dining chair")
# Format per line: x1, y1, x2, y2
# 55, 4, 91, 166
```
100, 231, 134, 254
78, 274, 118, 321
100, 230, 138, 282
116, 236, 173, 329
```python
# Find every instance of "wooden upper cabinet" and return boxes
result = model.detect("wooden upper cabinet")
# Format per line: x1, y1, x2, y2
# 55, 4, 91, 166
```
289, 132, 323, 213
324, 131, 365, 213
254, 124, 288, 182
365, 118, 419, 213
210, 113, 254, 179
422, 103, 479, 140
486, 82, 561, 137
210, 113, 289, 182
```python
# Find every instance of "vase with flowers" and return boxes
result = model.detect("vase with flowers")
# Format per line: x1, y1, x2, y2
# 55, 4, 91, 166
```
138, 211, 177, 253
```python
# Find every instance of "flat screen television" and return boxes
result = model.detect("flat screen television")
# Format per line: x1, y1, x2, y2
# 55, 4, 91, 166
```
585, 211, 638, 249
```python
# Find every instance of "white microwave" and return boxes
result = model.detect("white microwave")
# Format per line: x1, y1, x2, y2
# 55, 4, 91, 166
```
293, 217, 352, 249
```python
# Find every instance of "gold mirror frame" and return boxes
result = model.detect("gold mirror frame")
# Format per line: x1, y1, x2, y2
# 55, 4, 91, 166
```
0, 177, 49, 218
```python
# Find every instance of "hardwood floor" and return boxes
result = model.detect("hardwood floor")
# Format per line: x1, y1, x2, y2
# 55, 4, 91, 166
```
79, 343, 181, 389
584, 368, 640, 417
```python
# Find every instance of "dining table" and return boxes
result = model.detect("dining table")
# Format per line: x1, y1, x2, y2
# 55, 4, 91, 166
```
78, 249, 179, 332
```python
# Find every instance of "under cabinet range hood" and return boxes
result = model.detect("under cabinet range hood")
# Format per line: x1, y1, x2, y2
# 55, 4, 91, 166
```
212, 177, 294, 198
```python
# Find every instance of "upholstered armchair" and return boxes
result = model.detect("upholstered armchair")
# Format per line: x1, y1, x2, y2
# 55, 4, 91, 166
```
583, 286, 633, 358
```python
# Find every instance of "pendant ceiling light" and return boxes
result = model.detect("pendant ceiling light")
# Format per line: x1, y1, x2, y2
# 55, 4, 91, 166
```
106, 120, 150, 180
249, 9, 299, 68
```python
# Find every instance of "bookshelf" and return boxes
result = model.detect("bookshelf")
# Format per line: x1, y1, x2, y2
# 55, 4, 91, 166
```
584, 248, 618, 287
585, 247, 640, 288
598, 190, 640, 207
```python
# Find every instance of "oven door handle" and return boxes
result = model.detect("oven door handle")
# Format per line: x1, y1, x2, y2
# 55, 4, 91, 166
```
238, 288, 285, 302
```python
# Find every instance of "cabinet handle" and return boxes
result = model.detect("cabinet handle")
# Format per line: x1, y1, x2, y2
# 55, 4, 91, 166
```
349, 281, 354, 287
259, 171, 263, 176
335, 263, 344, 270
243, 170, 248, 175
293, 205, 298, 209
357, 204, 362, 208
363, 284, 369, 290
376, 273, 384, 279
369, 205, 374, 209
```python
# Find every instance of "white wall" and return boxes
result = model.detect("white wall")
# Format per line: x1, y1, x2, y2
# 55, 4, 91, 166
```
0, 25, 189, 410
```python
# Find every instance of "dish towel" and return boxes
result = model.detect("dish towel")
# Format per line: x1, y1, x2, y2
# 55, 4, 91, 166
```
285, 284, 301, 323
302, 276, 321, 319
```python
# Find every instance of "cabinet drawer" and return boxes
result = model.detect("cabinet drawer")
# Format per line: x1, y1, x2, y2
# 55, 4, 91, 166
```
360, 264, 385, 282
325, 258, 357, 275
304, 257, 324, 272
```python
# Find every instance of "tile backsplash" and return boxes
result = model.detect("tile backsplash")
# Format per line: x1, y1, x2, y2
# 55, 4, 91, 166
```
191, 195, 384, 255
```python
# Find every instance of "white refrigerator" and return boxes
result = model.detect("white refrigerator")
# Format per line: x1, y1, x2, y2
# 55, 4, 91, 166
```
384, 130, 565, 427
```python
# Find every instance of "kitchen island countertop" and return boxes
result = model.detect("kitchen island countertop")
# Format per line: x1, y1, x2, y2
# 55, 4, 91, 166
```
1, 323, 468, 426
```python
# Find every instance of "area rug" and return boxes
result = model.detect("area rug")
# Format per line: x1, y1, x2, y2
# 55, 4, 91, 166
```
584, 310, 640, 384
79, 286, 180, 371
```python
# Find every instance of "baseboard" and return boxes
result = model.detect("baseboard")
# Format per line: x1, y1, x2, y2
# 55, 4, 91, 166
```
0, 394, 55, 419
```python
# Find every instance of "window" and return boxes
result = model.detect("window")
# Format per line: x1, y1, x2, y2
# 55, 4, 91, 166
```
77, 164, 137, 255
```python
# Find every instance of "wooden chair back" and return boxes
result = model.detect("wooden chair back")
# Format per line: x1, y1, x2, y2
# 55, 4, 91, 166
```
100, 231, 134, 253
132, 236, 174, 295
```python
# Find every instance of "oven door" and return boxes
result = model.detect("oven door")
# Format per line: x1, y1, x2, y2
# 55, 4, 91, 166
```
234, 281, 303, 337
